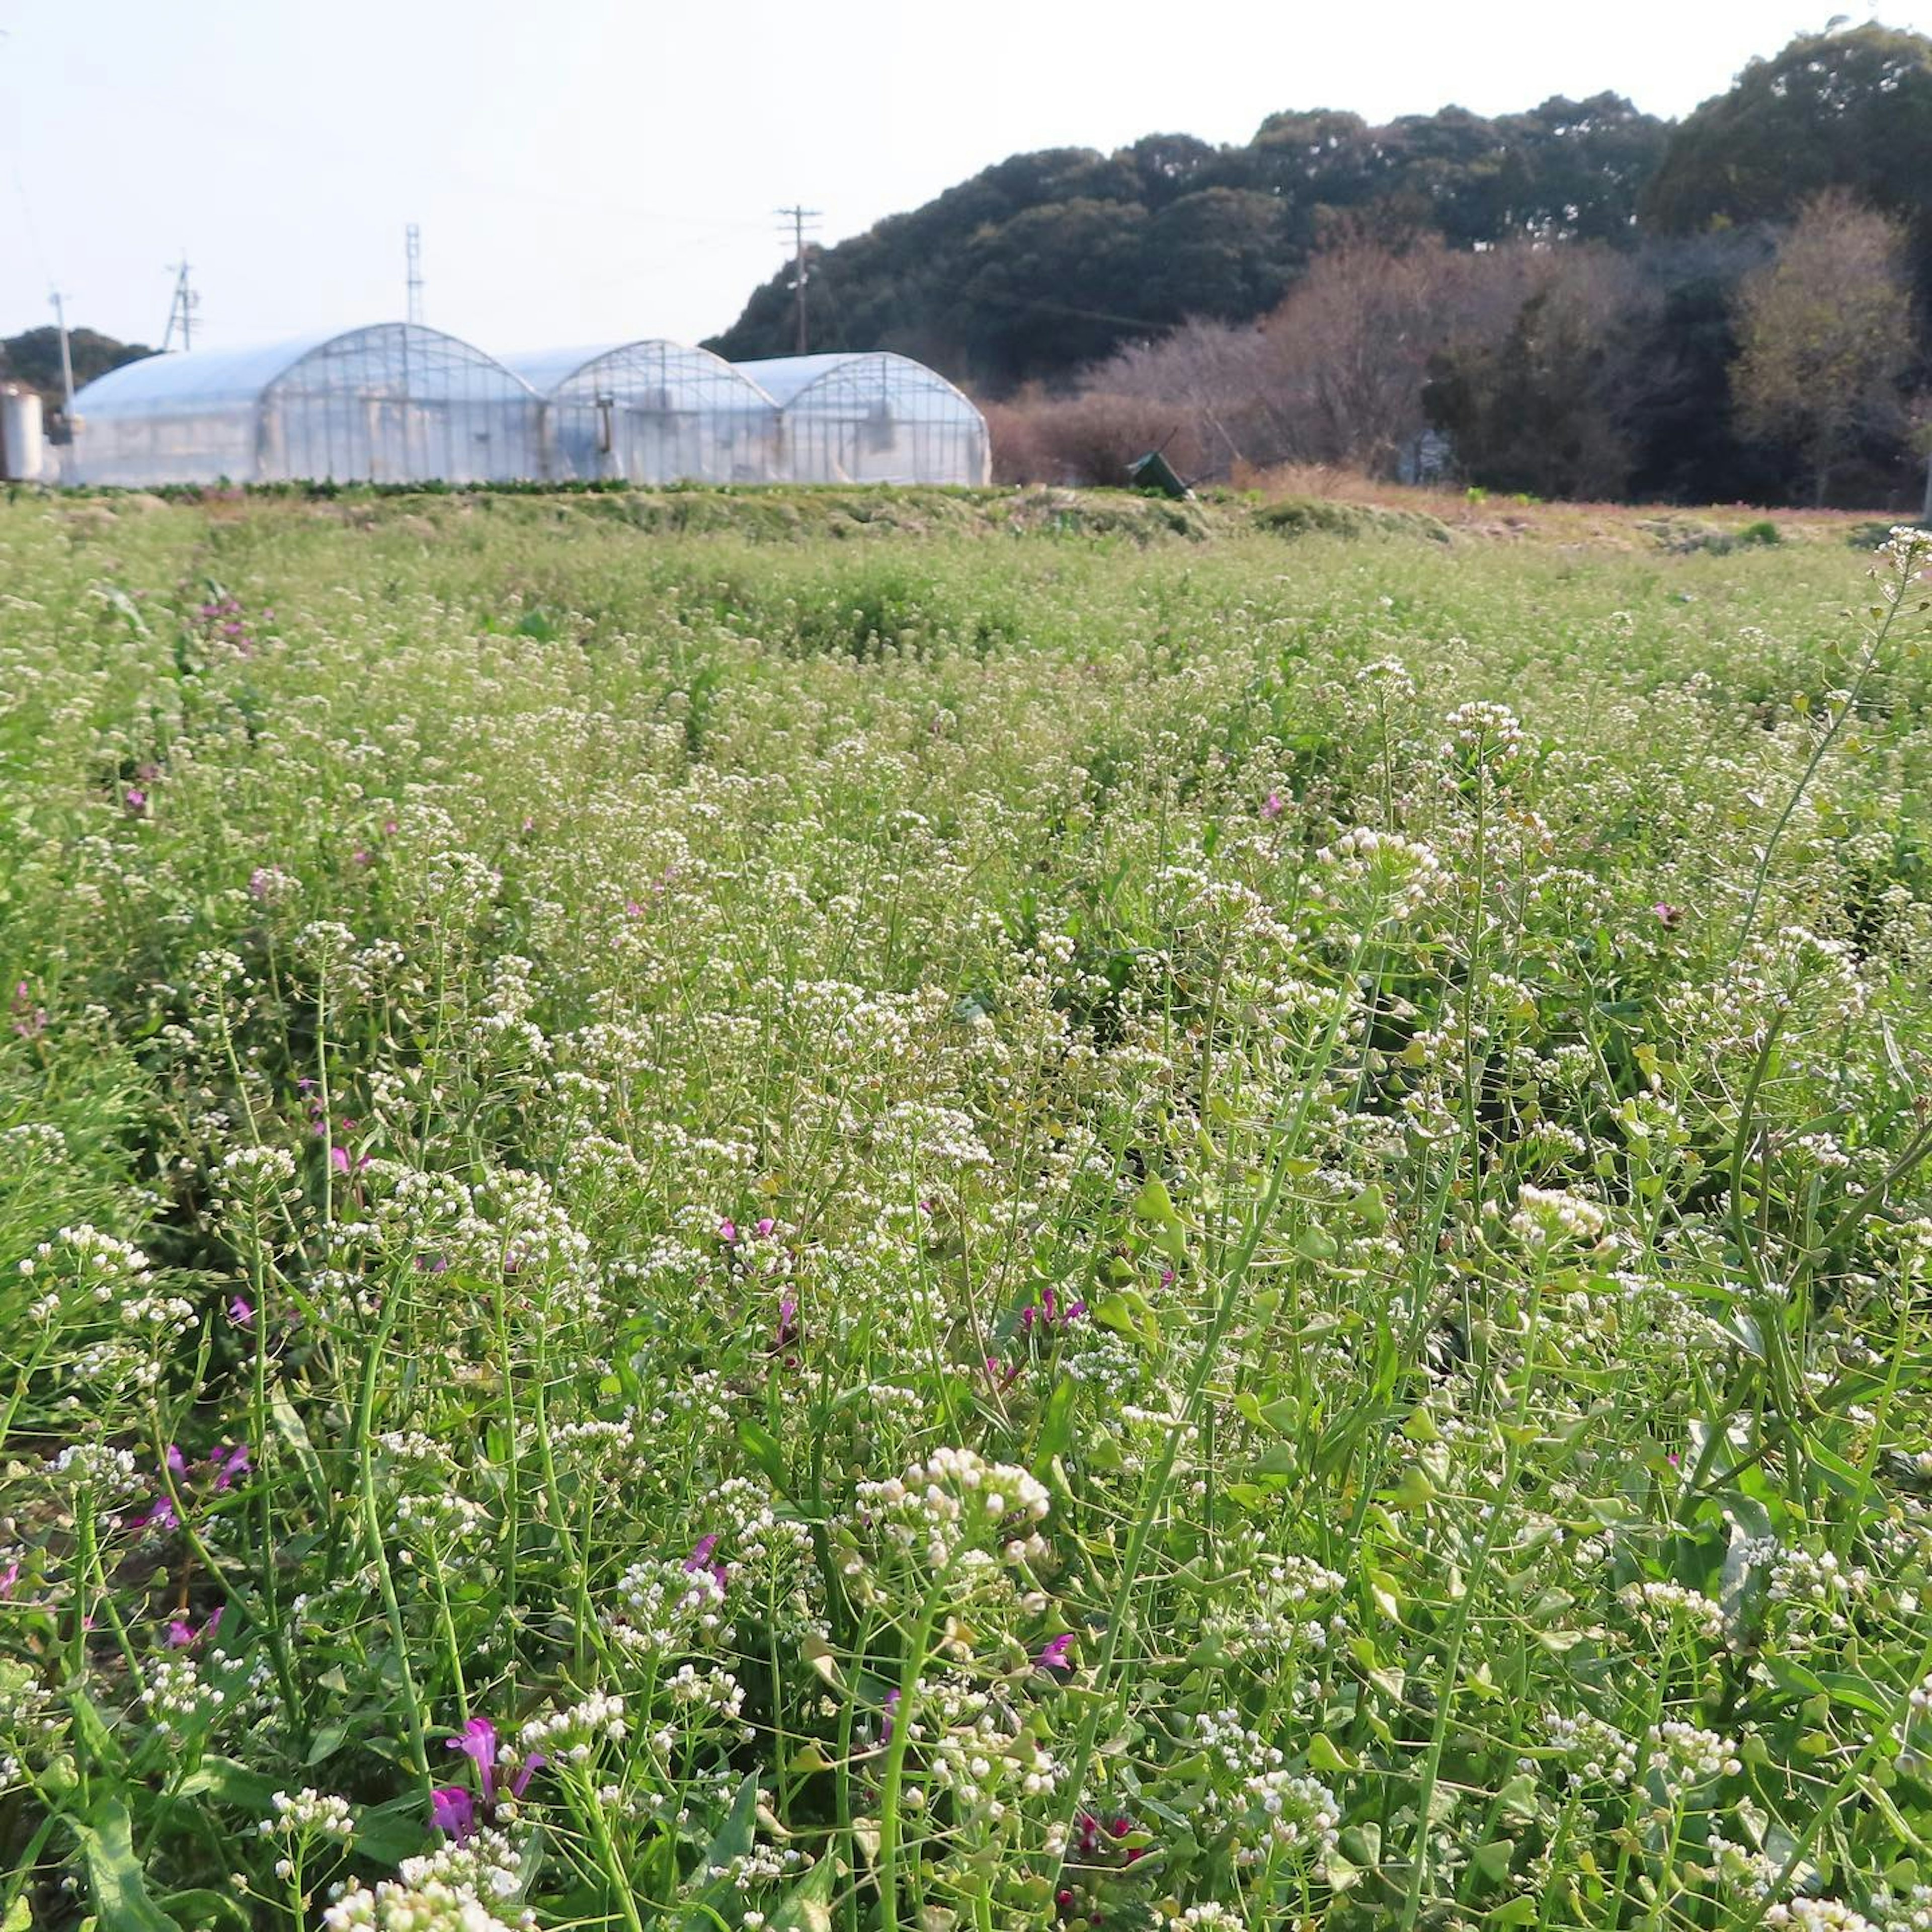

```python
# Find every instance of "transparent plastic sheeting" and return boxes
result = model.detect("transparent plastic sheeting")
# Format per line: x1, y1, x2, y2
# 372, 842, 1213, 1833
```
734, 353, 991, 487
69, 326, 543, 487
503, 341, 779, 485
69, 330, 991, 489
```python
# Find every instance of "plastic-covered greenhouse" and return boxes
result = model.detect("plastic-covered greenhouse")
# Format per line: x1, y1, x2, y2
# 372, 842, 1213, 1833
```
736, 353, 990, 487
506, 341, 779, 484
69, 325, 542, 486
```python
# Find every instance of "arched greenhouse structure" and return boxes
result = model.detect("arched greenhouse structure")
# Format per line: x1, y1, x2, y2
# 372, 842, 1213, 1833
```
735, 352, 991, 487
69, 325, 542, 487
506, 341, 780, 485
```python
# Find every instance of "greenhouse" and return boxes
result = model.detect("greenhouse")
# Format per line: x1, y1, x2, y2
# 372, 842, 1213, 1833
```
736, 352, 990, 487
506, 341, 780, 485
68, 324, 542, 487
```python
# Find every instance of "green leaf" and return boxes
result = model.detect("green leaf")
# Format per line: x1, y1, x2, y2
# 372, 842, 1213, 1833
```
766, 1857, 837, 1932
158, 1891, 252, 1932
1389, 1464, 1436, 1508
738, 1417, 788, 1494
75, 1798, 182, 1932
352, 1797, 430, 1866
177, 1757, 279, 1814
1473, 1838, 1515, 1883
1032, 1376, 1076, 1472
679, 1775, 763, 1930
1092, 1291, 1160, 1349
1495, 1774, 1541, 1824
269, 1384, 330, 1505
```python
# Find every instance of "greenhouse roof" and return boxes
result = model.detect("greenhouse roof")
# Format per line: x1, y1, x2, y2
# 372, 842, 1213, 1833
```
71, 325, 536, 421
72, 331, 355, 417
732, 351, 972, 408
504, 340, 775, 401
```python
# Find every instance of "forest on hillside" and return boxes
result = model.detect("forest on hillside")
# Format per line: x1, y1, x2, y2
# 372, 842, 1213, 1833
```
710, 25, 1932, 508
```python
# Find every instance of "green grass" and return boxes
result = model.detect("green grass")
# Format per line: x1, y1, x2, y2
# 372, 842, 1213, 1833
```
2, 492, 1931, 1932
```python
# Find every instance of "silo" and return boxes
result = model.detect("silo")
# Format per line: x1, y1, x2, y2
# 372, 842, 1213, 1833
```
0, 385, 44, 481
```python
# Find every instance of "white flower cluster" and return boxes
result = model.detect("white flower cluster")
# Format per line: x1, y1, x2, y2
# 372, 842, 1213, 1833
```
1443, 699, 1525, 758
1619, 1581, 1728, 1646
260, 1788, 354, 1840
323, 1874, 522, 1932
1646, 1719, 1742, 1794
46, 1442, 142, 1502
1766, 1901, 1881, 1932
1187, 1708, 1338, 1867
851, 1446, 1049, 1574
1541, 1707, 1636, 1789
1508, 1185, 1610, 1251
219, 1144, 299, 1189
140, 1655, 221, 1732
518, 1693, 626, 1766
607, 1558, 730, 1655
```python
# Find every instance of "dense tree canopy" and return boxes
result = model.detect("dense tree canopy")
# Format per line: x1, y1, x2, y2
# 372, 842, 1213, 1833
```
0, 327, 154, 420
1641, 28, 1932, 241
706, 93, 1670, 386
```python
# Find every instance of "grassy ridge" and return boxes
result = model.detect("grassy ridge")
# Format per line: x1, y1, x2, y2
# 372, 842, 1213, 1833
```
2, 497, 1930, 1931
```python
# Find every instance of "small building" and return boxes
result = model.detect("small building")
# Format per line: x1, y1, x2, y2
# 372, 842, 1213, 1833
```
68, 324, 542, 486
504, 341, 780, 485
735, 352, 990, 487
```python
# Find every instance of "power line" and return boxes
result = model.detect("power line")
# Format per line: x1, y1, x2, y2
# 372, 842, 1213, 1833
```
775, 204, 821, 354
406, 223, 424, 326
162, 257, 200, 352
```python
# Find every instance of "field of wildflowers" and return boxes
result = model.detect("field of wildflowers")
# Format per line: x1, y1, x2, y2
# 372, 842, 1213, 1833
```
3, 489, 1932, 1932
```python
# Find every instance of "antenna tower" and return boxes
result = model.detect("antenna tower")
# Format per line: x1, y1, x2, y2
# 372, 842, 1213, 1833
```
162, 259, 200, 352
775, 204, 822, 353
406, 224, 424, 325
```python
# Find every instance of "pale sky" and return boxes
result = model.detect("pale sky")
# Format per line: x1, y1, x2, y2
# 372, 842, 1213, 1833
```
3, 1, 1926, 358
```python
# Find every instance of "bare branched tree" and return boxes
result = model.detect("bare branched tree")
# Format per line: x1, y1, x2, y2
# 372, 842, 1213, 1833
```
1733, 190, 1916, 505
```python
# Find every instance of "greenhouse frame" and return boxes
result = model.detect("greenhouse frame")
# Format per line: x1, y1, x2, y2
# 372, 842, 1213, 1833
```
68, 324, 543, 487
506, 341, 780, 485
736, 352, 991, 487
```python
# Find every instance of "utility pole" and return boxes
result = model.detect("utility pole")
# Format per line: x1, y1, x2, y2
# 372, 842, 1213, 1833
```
48, 290, 75, 418
406, 223, 424, 325
775, 205, 821, 354
162, 259, 200, 352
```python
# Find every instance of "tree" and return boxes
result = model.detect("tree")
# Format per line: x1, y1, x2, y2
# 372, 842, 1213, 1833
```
1641, 27, 1932, 295
1424, 248, 1660, 499
0, 327, 154, 418
1731, 191, 1917, 504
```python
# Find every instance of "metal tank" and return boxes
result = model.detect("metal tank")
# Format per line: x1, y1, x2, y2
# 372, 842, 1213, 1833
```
0, 385, 44, 481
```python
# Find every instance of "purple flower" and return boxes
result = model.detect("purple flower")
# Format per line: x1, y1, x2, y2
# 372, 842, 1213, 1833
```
1035, 1632, 1076, 1674
210, 1443, 250, 1492
165, 1617, 195, 1649
773, 1297, 798, 1352
430, 1786, 476, 1843
448, 1718, 502, 1809
717, 1219, 738, 1245
1262, 790, 1285, 821
880, 1688, 901, 1748
227, 1295, 255, 1326
754, 1217, 776, 1238
128, 1493, 179, 1534
124, 787, 147, 815
165, 1444, 187, 1478
684, 1533, 729, 1589
0, 1561, 18, 1597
